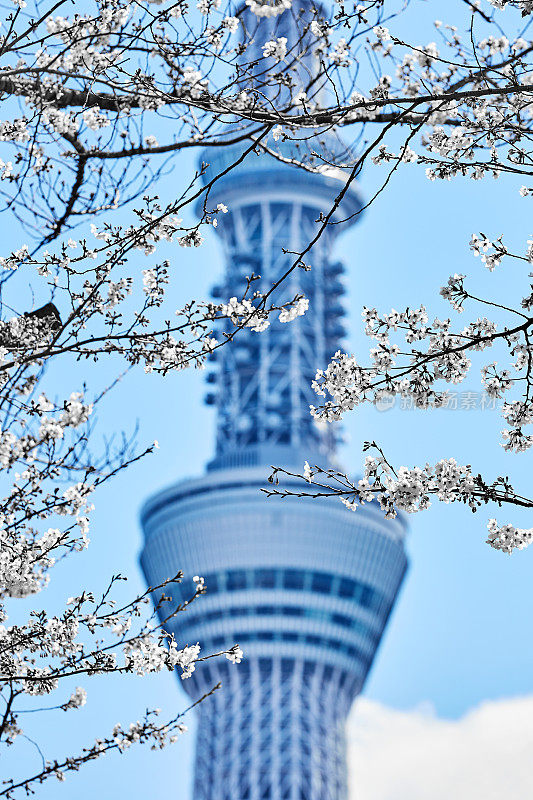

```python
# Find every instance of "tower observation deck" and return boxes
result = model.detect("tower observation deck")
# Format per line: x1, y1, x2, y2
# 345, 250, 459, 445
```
140, 4, 408, 799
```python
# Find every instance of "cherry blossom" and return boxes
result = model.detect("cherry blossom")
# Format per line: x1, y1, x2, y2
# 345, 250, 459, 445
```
2, 1, 533, 795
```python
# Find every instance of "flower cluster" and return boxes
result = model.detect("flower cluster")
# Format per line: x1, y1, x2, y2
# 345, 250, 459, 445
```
278, 297, 309, 323
470, 234, 508, 272
268, 450, 530, 555
310, 243, 533, 462
263, 37, 288, 61
246, 0, 292, 17
217, 297, 272, 333
123, 637, 201, 679
486, 519, 533, 554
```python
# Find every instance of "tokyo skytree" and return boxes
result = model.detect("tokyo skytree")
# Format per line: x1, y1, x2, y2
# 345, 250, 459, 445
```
140, 4, 408, 799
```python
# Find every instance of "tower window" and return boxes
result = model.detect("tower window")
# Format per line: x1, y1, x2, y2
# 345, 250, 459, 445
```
332, 613, 351, 628
311, 572, 333, 594
256, 605, 276, 616
361, 586, 376, 609
281, 632, 299, 642
283, 569, 305, 590
204, 573, 219, 593
281, 606, 303, 617
338, 577, 356, 598
254, 568, 276, 589
226, 570, 247, 591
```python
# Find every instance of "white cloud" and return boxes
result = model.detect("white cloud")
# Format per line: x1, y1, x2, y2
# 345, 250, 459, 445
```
347, 696, 533, 800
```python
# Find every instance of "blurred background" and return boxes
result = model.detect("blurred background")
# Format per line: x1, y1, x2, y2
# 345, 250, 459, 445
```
4, 2, 533, 798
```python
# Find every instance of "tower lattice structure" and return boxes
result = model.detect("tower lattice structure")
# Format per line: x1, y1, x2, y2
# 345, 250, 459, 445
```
140, 5, 408, 799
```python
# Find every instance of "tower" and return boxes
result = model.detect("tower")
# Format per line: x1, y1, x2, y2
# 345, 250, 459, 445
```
140, 4, 408, 799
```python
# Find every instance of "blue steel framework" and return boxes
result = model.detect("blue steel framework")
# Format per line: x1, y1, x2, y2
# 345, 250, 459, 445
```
140, 4, 408, 799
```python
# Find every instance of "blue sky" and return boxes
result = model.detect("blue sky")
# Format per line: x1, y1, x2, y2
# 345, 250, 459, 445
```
8, 133, 532, 800
4, 2, 533, 798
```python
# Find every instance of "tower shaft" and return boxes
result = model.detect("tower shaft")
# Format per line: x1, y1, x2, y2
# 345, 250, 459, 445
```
208, 193, 346, 470
193, 658, 350, 800
140, 4, 408, 798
